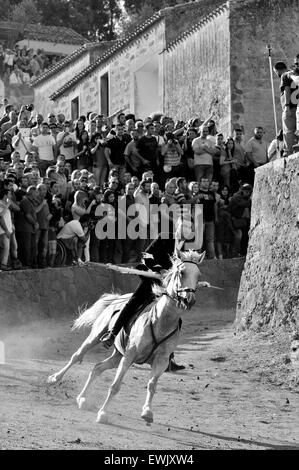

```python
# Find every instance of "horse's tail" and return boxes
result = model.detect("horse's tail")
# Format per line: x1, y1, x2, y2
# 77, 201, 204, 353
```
72, 293, 126, 330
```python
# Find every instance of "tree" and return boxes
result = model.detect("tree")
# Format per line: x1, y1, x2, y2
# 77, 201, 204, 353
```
119, 0, 190, 37
123, 0, 185, 15
37, 0, 122, 41
9, 0, 42, 26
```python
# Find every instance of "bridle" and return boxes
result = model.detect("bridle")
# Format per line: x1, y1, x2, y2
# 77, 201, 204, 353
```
164, 259, 200, 306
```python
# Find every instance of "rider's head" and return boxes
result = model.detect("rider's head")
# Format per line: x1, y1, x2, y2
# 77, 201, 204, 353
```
141, 252, 155, 270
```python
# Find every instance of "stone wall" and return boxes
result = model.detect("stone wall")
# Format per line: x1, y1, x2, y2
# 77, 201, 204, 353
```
33, 42, 118, 118
33, 53, 91, 118
163, 0, 226, 45
236, 154, 299, 332
1, 258, 244, 326
230, 0, 299, 142
163, 6, 230, 132
54, 22, 165, 119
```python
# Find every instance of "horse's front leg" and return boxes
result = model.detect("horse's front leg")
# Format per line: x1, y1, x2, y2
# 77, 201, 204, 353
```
141, 354, 169, 424
96, 354, 133, 424
47, 332, 99, 384
77, 349, 121, 409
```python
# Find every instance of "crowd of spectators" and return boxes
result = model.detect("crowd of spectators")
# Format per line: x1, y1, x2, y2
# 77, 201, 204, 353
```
0, 43, 62, 85
0, 93, 296, 272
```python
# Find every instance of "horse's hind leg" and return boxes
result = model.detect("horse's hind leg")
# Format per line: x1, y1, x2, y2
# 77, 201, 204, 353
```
77, 349, 121, 409
47, 331, 100, 384
96, 354, 133, 424
141, 353, 169, 424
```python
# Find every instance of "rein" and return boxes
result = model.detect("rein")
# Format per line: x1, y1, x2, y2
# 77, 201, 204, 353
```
164, 259, 199, 304
142, 305, 181, 364
138, 259, 198, 363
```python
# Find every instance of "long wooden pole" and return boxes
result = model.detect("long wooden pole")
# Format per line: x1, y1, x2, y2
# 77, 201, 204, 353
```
267, 44, 278, 137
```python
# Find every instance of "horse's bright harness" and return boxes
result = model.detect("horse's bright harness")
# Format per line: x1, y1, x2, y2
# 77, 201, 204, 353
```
162, 260, 200, 304
142, 259, 200, 363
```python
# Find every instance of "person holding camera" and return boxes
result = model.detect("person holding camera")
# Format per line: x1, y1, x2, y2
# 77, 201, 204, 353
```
160, 132, 184, 188
12, 119, 33, 162
57, 120, 77, 170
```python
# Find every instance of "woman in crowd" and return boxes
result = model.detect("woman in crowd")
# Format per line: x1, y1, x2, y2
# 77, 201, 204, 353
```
74, 119, 91, 171
220, 137, 238, 190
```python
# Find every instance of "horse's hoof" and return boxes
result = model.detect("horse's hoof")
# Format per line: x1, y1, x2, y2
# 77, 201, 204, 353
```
96, 411, 109, 424
76, 396, 86, 409
141, 410, 153, 423
47, 374, 59, 384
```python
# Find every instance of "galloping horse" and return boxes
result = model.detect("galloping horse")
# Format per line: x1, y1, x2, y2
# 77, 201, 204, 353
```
48, 249, 206, 424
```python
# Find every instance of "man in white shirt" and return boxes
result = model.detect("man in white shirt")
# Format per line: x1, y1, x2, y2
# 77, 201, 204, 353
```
12, 120, 33, 161
245, 127, 268, 184
192, 126, 215, 184
57, 214, 90, 264
32, 122, 56, 176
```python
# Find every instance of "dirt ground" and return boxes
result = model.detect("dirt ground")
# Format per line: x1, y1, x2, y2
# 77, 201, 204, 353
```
0, 303, 299, 451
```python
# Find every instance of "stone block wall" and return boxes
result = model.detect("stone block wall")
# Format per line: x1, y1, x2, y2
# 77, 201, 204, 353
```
230, 0, 299, 142
54, 22, 165, 119
236, 153, 299, 332
1, 258, 244, 326
163, 0, 225, 45
163, 6, 231, 133
33, 53, 91, 118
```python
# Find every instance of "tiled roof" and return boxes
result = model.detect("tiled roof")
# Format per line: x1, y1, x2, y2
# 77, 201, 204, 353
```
49, 11, 163, 100
0, 21, 87, 45
49, 0, 228, 101
31, 42, 109, 87
164, 2, 228, 51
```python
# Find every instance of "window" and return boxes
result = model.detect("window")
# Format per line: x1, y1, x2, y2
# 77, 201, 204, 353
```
100, 73, 109, 116
71, 96, 79, 121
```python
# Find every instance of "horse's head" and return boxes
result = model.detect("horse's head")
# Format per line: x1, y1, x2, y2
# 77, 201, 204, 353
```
166, 249, 205, 310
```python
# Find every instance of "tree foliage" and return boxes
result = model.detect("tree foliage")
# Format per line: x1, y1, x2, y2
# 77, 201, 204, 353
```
119, 0, 191, 37
9, 0, 42, 26
0, 0, 194, 42
36, 0, 122, 40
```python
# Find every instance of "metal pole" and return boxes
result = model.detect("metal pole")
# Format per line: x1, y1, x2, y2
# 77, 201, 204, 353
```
267, 44, 278, 137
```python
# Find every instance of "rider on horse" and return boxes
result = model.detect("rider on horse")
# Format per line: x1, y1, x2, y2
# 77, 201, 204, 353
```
100, 234, 186, 370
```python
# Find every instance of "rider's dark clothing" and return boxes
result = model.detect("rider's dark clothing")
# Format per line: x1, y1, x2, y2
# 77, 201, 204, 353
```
110, 236, 176, 337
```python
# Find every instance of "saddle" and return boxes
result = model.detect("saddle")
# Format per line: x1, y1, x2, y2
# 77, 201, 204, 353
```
113, 298, 156, 358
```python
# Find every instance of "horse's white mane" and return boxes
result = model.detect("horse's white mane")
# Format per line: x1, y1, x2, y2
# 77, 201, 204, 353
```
153, 250, 203, 296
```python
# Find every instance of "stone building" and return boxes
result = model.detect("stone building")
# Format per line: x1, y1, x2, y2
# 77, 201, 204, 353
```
32, 0, 299, 141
